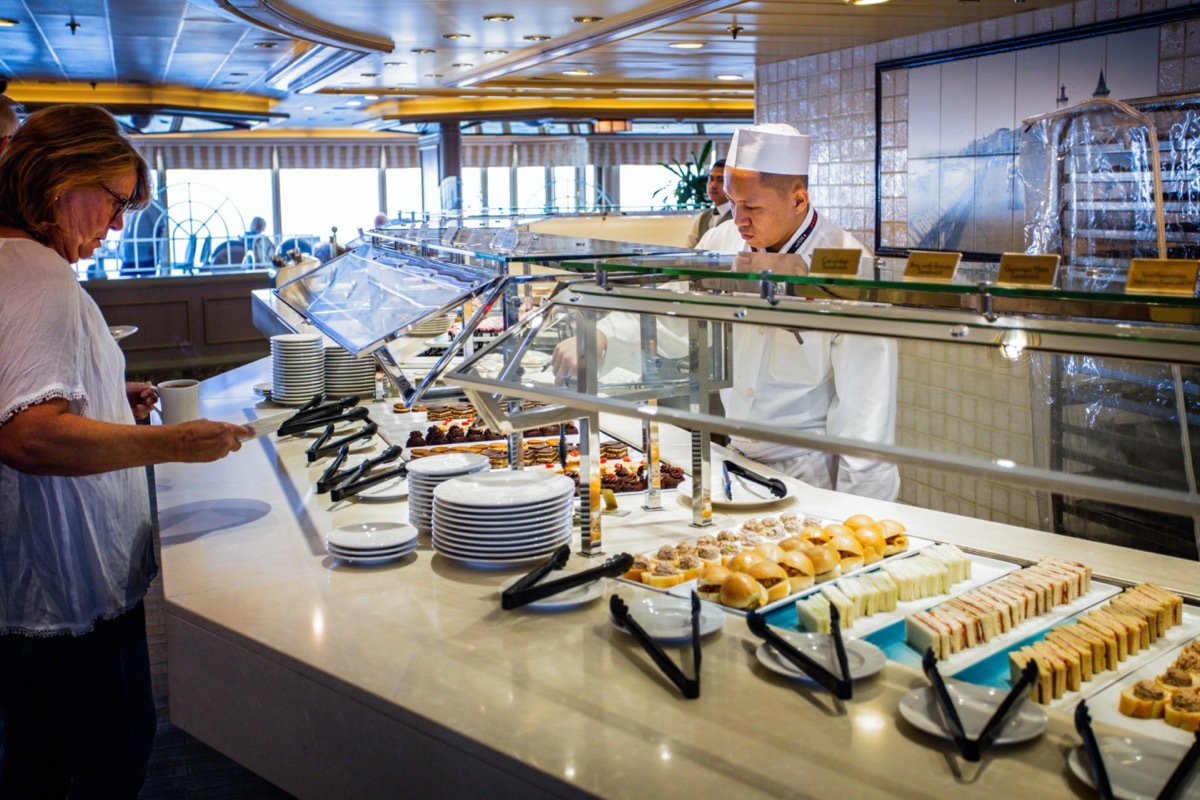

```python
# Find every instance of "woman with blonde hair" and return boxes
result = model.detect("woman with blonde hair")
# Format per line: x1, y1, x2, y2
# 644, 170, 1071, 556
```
0, 104, 254, 797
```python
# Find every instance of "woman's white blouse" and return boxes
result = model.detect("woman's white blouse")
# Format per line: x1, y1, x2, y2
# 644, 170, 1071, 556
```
0, 238, 155, 636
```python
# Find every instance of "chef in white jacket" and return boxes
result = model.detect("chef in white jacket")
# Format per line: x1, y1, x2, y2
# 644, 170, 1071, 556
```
553, 122, 899, 501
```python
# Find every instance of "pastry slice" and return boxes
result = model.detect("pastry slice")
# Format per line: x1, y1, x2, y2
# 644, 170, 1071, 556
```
1164, 688, 1200, 732
1119, 680, 1168, 719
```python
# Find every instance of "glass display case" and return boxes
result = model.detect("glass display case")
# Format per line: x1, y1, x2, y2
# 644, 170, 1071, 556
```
443, 251, 1200, 557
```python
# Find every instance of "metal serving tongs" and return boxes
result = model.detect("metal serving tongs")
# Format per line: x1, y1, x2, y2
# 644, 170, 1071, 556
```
923, 648, 1039, 762
746, 605, 852, 699
609, 591, 702, 699
306, 420, 378, 463
277, 397, 365, 437
500, 545, 632, 610
317, 444, 403, 495
722, 460, 787, 498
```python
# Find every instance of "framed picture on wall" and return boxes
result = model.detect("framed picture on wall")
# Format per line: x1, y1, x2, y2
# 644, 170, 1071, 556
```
873, 8, 1190, 262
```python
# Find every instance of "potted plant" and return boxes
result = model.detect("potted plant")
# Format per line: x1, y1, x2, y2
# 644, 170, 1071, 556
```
653, 140, 713, 209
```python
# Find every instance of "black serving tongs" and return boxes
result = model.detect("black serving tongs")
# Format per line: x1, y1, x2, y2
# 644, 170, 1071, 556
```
317, 444, 403, 495
723, 460, 787, 498
330, 461, 407, 502
278, 400, 367, 437
747, 604, 853, 699
922, 648, 1039, 762
609, 591, 701, 699
501, 545, 632, 610
1158, 730, 1200, 800
1075, 701, 1115, 800
306, 420, 378, 463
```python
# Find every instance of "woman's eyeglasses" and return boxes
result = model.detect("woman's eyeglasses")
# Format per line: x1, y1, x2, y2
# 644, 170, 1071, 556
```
99, 184, 132, 222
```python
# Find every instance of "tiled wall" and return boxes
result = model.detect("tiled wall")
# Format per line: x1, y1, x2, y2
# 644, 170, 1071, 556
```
755, 0, 1200, 527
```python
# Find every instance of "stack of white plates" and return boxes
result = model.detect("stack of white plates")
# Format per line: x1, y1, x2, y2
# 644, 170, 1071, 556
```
326, 522, 418, 564
324, 345, 376, 398
432, 471, 575, 567
407, 452, 490, 534
271, 333, 325, 406
409, 314, 450, 337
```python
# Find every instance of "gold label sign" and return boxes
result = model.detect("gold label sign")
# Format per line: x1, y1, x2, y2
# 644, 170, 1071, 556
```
1126, 259, 1200, 295
903, 250, 961, 282
808, 248, 863, 277
997, 253, 1060, 288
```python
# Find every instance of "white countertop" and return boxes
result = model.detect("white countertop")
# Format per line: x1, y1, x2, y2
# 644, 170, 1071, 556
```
155, 357, 1199, 799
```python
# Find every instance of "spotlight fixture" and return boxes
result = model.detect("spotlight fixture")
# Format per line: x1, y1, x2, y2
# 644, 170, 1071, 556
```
0, 18, 19, 27
483, 14, 514, 22
443, 33, 471, 39
846, 0, 891, 5
254, 41, 279, 49
572, 16, 603, 23
230, 71, 249, 77
452, 63, 474, 68
485, 50, 509, 55
425, 74, 444, 78
384, 61, 406, 66
302, 105, 315, 110
361, 72, 380, 77
562, 69, 594, 77
669, 42, 705, 49
523, 34, 551, 41
411, 49, 436, 54
715, 74, 743, 81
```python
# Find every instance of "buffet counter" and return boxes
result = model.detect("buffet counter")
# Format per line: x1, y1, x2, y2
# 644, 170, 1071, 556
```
157, 358, 1200, 799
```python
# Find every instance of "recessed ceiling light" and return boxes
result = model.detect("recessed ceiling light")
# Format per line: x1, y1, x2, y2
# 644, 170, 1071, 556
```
345, 100, 363, 107
221, 81, 239, 85
669, 42, 705, 49
572, 16, 603, 23
363, 94, 379, 100
483, 14, 514, 22
0, 18, 20, 27
485, 50, 508, 55
452, 63, 474, 68
443, 33, 470, 39
562, 69, 594, 77
848, 0, 891, 5
384, 61, 405, 66
523, 34, 551, 42
302, 106, 315, 110
411, 48, 436, 54
229, 71, 249, 76
425, 74, 444, 78
361, 72, 380, 78
715, 74, 743, 81
253, 41, 279, 49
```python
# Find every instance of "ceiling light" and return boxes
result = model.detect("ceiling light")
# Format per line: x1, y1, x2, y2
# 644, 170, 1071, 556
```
483, 14, 514, 22
384, 61, 405, 66
221, 81, 239, 85
230, 71, 249, 77
572, 16, 603, 23
443, 33, 471, 39
562, 69, 594, 77
345, 100, 363, 107
594, 119, 630, 133
363, 94, 379, 99
847, 0, 892, 4
485, 50, 508, 55
669, 42, 705, 49
425, 74, 444, 78
361, 72, 380, 77
523, 35, 551, 41
411, 48, 436, 54
302, 106, 315, 110
0, 18, 20, 27
453, 63, 474, 68
715, 73, 743, 81
254, 41, 279, 49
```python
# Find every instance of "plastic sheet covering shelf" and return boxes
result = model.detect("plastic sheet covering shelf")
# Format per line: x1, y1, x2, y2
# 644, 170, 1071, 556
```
1020, 98, 1167, 292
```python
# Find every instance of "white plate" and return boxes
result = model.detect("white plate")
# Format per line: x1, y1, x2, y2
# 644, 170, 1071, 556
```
498, 574, 606, 611
271, 394, 323, 407
1067, 737, 1192, 800
432, 532, 571, 558
435, 492, 577, 516
434, 470, 575, 506
610, 595, 725, 644
327, 521, 417, 551
252, 382, 273, 399
328, 542, 417, 560
755, 630, 887, 683
899, 682, 1048, 745
406, 452, 491, 477
432, 517, 573, 540
433, 526, 572, 552
675, 475, 796, 511
433, 549, 557, 569
109, 324, 138, 341
431, 502, 573, 528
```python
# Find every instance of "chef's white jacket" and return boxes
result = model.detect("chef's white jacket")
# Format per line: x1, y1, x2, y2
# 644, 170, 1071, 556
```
600, 207, 900, 501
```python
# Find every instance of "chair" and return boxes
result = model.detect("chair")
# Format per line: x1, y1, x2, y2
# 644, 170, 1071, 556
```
209, 241, 246, 268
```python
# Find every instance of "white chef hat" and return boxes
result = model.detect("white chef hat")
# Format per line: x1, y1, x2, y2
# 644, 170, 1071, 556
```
726, 123, 810, 176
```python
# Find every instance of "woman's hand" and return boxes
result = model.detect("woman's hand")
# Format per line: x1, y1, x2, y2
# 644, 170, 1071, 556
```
172, 420, 257, 463
126, 381, 157, 420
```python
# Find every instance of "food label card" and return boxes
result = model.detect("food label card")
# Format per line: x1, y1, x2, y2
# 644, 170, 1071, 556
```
903, 251, 961, 282
1126, 259, 1200, 296
997, 253, 1060, 288
808, 248, 863, 277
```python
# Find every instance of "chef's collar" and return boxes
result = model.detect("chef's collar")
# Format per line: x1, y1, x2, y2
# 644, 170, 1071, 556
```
757, 205, 816, 254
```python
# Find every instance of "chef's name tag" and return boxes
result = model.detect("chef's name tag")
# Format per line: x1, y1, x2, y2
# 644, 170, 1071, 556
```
996, 253, 1060, 288
903, 250, 961, 282
808, 248, 863, 277
1126, 259, 1200, 295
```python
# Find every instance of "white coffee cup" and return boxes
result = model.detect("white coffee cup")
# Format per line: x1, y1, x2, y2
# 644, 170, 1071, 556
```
155, 379, 200, 425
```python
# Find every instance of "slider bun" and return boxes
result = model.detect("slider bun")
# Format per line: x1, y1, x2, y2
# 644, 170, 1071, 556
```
778, 550, 816, 592
755, 543, 785, 563
727, 550, 766, 574
806, 543, 841, 580
719, 572, 766, 610
852, 525, 887, 564
801, 525, 830, 544
697, 564, 733, 601
778, 536, 806, 552
878, 519, 907, 536
748, 561, 791, 603
823, 524, 854, 542
829, 533, 864, 558
844, 514, 876, 530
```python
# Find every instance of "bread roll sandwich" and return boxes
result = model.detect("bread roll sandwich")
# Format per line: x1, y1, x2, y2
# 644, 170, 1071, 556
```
719, 572, 767, 610
851, 524, 887, 565
805, 543, 841, 583
696, 564, 732, 603
843, 514, 875, 530
878, 519, 908, 555
755, 543, 785, 563
829, 534, 865, 573
727, 549, 765, 574
748, 561, 791, 603
778, 550, 816, 594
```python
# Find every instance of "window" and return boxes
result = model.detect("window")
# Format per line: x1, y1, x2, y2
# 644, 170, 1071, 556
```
385, 168, 423, 218
162, 170, 273, 269
461, 168, 484, 214
486, 167, 511, 211
618, 165, 674, 210
281, 168, 378, 245
515, 166, 546, 211
551, 166, 579, 211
